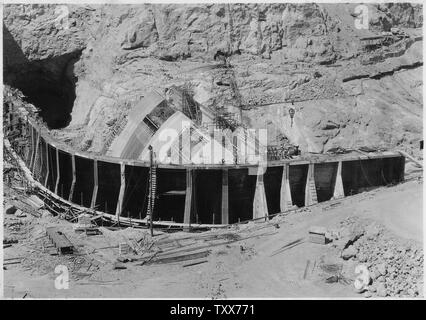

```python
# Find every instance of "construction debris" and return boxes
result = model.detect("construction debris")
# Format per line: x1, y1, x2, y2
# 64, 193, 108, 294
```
308, 226, 326, 245
113, 262, 127, 270
4, 260, 22, 266
73, 213, 101, 235
46, 227, 74, 255
23, 195, 45, 210
140, 250, 211, 265
14, 209, 26, 218
4, 237, 19, 245
73, 213, 92, 230
317, 258, 352, 285
118, 243, 132, 256
183, 260, 208, 268
270, 238, 305, 256
329, 217, 423, 297
303, 260, 311, 279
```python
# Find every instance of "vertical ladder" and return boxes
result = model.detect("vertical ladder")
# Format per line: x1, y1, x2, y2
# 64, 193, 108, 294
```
147, 146, 157, 235
308, 180, 318, 204
150, 166, 157, 213
305, 163, 318, 206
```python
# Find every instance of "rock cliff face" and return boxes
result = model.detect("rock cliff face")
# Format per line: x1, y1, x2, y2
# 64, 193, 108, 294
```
3, 3, 423, 156
3, 4, 97, 128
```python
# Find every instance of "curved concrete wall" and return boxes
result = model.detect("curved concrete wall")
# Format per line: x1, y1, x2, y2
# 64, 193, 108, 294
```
12, 116, 405, 225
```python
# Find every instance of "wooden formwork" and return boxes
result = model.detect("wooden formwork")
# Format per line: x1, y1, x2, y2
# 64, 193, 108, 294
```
7, 112, 406, 227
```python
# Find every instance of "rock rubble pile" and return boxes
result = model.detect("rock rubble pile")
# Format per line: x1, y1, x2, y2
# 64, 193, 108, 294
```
331, 217, 423, 298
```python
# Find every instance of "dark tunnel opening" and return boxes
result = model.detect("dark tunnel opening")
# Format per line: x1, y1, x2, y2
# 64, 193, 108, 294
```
3, 24, 81, 129
155, 169, 187, 223
194, 170, 222, 224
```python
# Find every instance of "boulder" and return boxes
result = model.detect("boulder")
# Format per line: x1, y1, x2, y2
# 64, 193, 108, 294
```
357, 253, 367, 263
365, 225, 381, 239
376, 283, 387, 297
383, 250, 394, 260
368, 284, 377, 293
332, 238, 347, 250
340, 227, 365, 250
377, 263, 387, 276
342, 246, 357, 260
370, 270, 379, 280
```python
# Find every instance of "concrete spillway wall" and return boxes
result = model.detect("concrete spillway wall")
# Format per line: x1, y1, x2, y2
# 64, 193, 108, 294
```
13, 117, 405, 226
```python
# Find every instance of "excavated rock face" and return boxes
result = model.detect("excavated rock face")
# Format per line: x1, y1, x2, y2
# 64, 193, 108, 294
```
2, 3, 423, 155
371, 3, 423, 30
3, 4, 96, 128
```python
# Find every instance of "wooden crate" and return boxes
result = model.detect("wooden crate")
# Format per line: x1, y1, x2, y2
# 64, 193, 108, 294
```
309, 233, 326, 245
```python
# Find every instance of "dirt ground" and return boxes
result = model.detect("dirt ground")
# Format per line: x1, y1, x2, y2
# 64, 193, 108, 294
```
2, 173, 423, 299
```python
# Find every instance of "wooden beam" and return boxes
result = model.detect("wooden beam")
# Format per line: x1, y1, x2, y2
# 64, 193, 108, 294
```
54, 148, 60, 195
30, 130, 39, 172
44, 140, 49, 187
183, 168, 193, 231
26, 125, 34, 166
397, 150, 422, 168
221, 168, 229, 225
280, 164, 293, 211
33, 134, 41, 178
68, 154, 76, 202
115, 162, 126, 219
91, 159, 98, 209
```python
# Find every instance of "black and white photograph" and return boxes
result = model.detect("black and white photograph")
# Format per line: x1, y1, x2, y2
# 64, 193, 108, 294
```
1, 1, 424, 302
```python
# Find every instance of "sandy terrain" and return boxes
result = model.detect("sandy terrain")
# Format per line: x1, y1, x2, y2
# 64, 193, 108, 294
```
3, 176, 422, 299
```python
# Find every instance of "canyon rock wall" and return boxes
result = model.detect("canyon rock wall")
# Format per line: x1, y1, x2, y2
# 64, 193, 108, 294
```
3, 3, 423, 157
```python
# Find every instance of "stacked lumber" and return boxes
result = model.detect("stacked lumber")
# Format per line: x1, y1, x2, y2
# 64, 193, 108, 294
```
46, 227, 74, 254
139, 249, 211, 266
